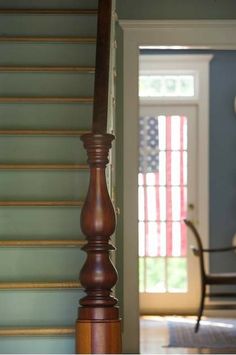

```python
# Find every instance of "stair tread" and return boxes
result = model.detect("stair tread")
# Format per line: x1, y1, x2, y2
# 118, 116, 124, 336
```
0, 327, 75, 336
0, 281, 81, 289
0, 66, 95, 72
0, 200, 84, 206
0, 9, 97, 15
0, 129, 91, 136
0, 97, 93, 103
0, 326, 75, 336
0, 36, 96, 43
0, 240, 86, 247
0, 163, 88, 170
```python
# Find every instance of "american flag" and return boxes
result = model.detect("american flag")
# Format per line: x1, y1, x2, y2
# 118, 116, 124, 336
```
138, 115, 187, 258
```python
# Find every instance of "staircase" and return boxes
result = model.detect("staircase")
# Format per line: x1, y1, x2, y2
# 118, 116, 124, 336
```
0, 0, 100, 353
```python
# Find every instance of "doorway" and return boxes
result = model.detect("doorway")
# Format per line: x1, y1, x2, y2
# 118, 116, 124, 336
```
120, 20, 236, 354
138, 104, 198, 314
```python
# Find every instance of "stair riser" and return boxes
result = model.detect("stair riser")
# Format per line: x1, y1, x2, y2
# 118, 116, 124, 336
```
0, 73, 94, 96
0, 104, 93, 129
0, 44, 96, 66
0, 15, 97, 37
0, 170, 89, 199
0, 208, 83, 237
0, 0, 98, 10
0, 337, 75, 354
0, 290, 84, 326
0, 137, 87, 162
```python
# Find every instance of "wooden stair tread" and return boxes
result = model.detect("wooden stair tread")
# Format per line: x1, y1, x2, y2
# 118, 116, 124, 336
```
0, 164, 88, 170
0, 36, 96, 43
0, 97, 93, 103
0, 129, 90, 136
0, 66, 95, 73
0, 326, 75, 336
0, 281, 81, 289
0, 201, 84, 207
0, 240, 86, 247
0, 9, 97, 15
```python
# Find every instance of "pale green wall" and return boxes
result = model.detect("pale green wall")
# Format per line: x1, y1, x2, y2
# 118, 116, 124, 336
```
117, 0, 236, 20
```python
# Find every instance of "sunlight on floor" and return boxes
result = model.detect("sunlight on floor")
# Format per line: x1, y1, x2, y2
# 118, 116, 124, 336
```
140, 316, 236, 354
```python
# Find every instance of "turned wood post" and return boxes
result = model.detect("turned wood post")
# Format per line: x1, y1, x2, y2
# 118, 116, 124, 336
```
76, 133, 121, 354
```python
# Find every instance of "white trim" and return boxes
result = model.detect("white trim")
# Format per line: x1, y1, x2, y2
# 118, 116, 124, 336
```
120, 20, 236, 50
120, 20, 236, 354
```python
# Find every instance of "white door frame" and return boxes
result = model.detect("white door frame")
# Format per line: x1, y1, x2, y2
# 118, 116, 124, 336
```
119, 20, 236, 354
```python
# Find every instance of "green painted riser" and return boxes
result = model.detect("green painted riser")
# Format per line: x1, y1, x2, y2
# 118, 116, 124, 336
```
0, 43, 96, 66
0, 171, 89, 199
0, 73, 94, 96
0, 15, 97, 37
0, 248, 85, 280
0, 137, 87, 162
0, 1, 97, 352
0, 208, 83, 238
0, 104, 92, 130
0, 338, 75, 354
0, 290, 83, 326
0, 0, 98, 9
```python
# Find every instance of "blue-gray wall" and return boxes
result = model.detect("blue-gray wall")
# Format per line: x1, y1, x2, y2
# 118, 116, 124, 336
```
210, 51, 236, 276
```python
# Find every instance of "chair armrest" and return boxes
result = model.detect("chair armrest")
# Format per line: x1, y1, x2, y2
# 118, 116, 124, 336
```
190, 245, 200, 256
202, 246, 236, 253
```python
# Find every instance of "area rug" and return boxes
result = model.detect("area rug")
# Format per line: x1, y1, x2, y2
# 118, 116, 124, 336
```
167, 318, 236, 348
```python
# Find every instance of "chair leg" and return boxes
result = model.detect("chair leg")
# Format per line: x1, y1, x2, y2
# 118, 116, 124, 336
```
195, 284, 206, 333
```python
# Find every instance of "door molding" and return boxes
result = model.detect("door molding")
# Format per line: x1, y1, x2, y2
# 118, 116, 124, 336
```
119, 20, 236, 354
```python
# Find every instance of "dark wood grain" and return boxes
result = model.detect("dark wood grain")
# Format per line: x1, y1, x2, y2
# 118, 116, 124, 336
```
92, 0, 112, 133
76, 133, 121, 353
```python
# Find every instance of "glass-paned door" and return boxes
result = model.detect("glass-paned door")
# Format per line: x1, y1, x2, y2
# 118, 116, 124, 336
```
139, 105, 199, 314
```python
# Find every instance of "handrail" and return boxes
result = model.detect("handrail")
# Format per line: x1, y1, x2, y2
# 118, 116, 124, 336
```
92, 0, 112, 133
76, 1, 122, 353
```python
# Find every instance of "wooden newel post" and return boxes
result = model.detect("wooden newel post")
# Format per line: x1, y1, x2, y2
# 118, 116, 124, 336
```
76, 133, 122, 354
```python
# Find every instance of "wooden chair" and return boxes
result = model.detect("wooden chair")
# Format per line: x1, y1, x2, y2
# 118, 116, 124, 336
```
184, 219, 236, 332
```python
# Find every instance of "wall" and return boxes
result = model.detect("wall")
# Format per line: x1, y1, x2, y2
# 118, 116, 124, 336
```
117, 0, 236, 20
115, 2, 236, 331
209, 51, 236, 275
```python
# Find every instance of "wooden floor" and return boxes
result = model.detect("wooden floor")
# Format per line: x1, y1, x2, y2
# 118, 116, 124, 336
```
140, 316, 236, 354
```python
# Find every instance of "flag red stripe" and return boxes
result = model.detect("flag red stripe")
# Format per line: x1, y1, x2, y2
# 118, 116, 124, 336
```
166, 115, 172, 257
180, 116, 187, 256
155, 172, 160, 256
143, 173, 149, 256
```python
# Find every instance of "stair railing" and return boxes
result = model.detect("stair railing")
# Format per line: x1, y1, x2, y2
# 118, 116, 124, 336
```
75, 0, 122, 353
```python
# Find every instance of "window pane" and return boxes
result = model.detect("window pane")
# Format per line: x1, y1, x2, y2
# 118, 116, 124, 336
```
164, 76, 178, 96
167, 257, 187, 293
139, 257, 145, 293
139, 75, 195, 97
145, 257, 165, 293
139, 75, 162, 97
179, 75, 194, 96
138, 186, 145, 221
146, 222, 159, 256
139, 222, 145, 257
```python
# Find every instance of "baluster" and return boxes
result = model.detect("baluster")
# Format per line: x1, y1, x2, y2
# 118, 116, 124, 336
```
76, 133, 121, 354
